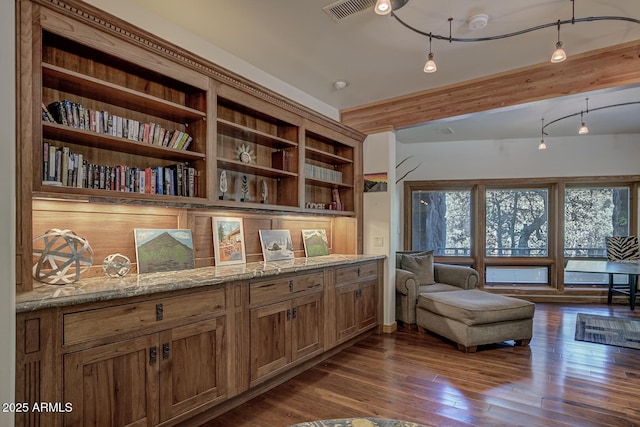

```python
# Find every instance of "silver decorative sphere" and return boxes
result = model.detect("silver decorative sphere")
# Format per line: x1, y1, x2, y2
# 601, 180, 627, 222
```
32, 228, 93, 285
102, 253, 131, 277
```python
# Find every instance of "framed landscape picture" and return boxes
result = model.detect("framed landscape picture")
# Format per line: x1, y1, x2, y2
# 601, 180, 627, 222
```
213, 217, 246, 265
259, 229, 294, 261
301, 229, 330, 257
134, 229, 195, 274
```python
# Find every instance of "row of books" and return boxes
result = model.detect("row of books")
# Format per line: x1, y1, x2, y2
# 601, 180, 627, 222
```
42, 142, 199, 197
304, 163, 343, 184
43, 100, 193, 151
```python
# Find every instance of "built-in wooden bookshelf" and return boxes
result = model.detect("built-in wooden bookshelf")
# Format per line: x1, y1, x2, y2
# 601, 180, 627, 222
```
16, 0, 365, 293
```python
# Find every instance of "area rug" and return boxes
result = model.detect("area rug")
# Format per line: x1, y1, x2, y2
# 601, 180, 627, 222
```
288, 418, 428, 427
575, 313, 640, 349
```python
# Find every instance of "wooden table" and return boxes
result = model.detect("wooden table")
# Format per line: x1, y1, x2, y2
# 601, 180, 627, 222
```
565, 260, 640, 310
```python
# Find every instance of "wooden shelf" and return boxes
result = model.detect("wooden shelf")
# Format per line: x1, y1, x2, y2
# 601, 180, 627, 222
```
218, 158, 298, 178
43, 122, 206, 162
305, 177, 353, 189
36, 184, 206, 202
305, 147, 352, 165
217, 119, 298, 149
42, 63, 206, 123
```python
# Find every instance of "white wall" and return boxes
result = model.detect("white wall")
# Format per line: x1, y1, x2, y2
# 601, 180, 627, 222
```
397, 134, 640, 180
1, 0, 16, 424
84, 0, 339, 121
363, 132, 397, 327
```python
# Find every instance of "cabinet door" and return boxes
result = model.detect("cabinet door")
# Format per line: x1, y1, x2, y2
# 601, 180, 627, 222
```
63, 335, 159, 427
358, 279, 378, 332
250, 300, 291, 385
291, 292, 323, 362
335, 283, 359, 343
159, 317, 226, 422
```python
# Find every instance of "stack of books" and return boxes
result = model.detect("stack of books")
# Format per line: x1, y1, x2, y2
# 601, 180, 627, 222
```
43, 101, 193, 150
304, 163, 342, 184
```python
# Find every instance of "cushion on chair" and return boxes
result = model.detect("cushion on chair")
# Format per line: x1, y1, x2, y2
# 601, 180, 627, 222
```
418, 283, 463, 294
396, 250, 431, 269
606, 236, 640, 261
401, 252, 435, 285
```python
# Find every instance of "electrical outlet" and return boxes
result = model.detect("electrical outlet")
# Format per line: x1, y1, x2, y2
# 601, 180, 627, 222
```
374, 237, 384, 247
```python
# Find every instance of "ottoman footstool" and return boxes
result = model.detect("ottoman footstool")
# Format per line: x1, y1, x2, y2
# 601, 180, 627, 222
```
416, 289, 535, 353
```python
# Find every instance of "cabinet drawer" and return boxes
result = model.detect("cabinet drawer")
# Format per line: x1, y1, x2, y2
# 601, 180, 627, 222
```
250, 272, 323, 305
335, 261, 378, 286
63, 288, 225, 346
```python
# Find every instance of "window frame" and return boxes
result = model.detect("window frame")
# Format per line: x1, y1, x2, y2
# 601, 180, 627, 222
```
404, 176, 640, 293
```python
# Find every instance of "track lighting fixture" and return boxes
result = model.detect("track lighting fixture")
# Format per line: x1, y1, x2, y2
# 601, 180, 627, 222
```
423, 33, 436, 73
550, 20, 567, 63
373, 0, 640, 73
578, 98, 589, 134
541, 99, 640, 148
539, 119, 547, 150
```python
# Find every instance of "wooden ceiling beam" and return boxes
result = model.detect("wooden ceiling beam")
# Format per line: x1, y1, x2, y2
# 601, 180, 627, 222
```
340, 39, 640, 134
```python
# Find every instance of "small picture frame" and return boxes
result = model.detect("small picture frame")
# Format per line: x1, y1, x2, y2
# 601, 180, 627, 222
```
259, 229, 294, 261
301, 229, 330, 257
134, 229, 195, 274
213, 217, 247, 266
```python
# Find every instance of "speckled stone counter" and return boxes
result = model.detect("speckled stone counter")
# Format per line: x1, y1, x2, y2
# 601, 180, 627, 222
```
16, 254, 385, 313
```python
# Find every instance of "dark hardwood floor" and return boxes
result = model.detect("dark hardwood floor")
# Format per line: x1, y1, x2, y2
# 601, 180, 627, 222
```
204, 303, 640, 427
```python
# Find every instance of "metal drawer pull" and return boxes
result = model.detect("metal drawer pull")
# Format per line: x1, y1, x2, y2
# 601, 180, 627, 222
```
162, 343, 170, 360
149, 346, 157, 365
156, 303, 164, 321
289, 280, 294, 292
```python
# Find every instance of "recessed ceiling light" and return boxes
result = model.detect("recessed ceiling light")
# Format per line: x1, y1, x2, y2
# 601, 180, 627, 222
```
333, 80, 349, 90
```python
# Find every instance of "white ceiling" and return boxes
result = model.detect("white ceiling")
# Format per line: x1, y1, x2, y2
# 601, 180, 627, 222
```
128, 0, 640, 143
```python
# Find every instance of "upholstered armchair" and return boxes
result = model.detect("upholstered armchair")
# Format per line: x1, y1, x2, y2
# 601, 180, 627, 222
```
396, 251, 479, 326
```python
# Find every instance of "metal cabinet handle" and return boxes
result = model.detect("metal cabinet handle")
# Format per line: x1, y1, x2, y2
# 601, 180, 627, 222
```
162, 343, 170, 360
292, 307, 297, 319
156, 303, 164, 321
149, 346, 157, 365
289, 280, 294, 292
287, 309, 291, 320
357, 267, 361, 277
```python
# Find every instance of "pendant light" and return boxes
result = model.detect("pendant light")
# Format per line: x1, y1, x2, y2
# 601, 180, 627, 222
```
539, 119, 547, 150
374, 0, 392, 15
578, 98, 589, 134
423, 33, 437, 73
550, 20, 567, 63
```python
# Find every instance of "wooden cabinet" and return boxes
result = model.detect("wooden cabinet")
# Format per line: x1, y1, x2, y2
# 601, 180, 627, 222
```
16, 260, 381, 427
334, 262, 379, 343
63, 334, 159, 427
249, 273, 324, 386
61, 288, 226, 426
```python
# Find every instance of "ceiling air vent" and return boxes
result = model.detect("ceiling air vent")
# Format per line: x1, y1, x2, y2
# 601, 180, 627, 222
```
323, 0, 375, 22
435, 127, 455, 135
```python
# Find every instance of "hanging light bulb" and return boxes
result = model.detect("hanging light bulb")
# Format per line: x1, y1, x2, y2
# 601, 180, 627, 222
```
550, 20, 567, 63
578, 98, 589, 134
374, 0, 392, 15
539, 118, 547, 150
423, 34, 437, 73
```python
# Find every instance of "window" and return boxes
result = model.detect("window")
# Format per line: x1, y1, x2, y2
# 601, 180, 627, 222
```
485, 189, 548, 257
564, 186, 630, 287
564, 187, 629, 258
405, 177, 640, 292
411, 190, 471, 256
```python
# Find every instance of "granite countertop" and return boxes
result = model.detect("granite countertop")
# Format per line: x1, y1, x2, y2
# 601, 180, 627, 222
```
16, 254, 385, 313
